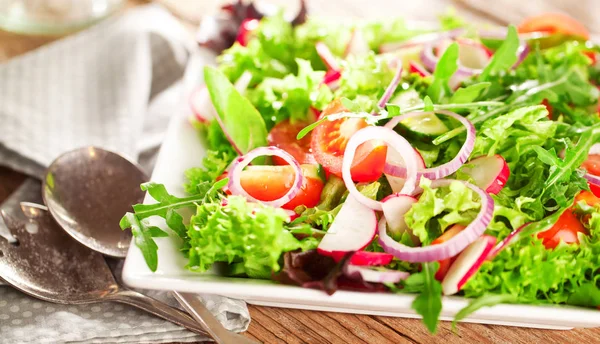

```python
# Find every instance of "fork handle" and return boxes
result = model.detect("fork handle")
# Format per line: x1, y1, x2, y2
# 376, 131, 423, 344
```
106, 288, 210, 337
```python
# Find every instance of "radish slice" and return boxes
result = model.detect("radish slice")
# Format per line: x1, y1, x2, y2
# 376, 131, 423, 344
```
441, 235, 497, 295
344, 265, 410, 284
589, 143, 600, 155
385, 110, 476, 180
435, 38, 491, 71
380, 194, 417, 238
460, 155, 510, 195
378, 179, 494, 262
345, 28, 370, 57
581, 144, 600, 188
317, 195, 378, 255
236, 18, 260, 47
190, 71, 253, 123
329, 251, 394, 266
409, 61, 431, 77
316, 41, 340, 71
385, 148, 426, 194
487, 223, 530, 260
227, 147, 305, 208
342, 126, 420, 211
322, 69, 342, 91
189, 86, 217, 123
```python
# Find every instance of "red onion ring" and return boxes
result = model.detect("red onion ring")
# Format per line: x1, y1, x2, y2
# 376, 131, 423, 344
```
377, 60, 403, 108
380, 28, 466, 53
378, 179, 494, 262
344, 264, 410, 284
341, 126, 420, 211
227, 146, 305, 208
384, 110, 475, 180
584, 173, 600, 188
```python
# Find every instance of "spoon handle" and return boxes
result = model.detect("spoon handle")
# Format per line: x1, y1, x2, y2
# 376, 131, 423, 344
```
172, 291, 258, 344
106, 288, 209, 337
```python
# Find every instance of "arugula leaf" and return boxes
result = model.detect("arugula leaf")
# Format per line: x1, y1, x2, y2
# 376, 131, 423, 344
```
427, 42, 459, 102
120, 179, 228, 271
479, 25, 519, 80
411, 262, 443, 333
450, 82, 491, 104
204, 66, 268, 156
453, 294, 519, 328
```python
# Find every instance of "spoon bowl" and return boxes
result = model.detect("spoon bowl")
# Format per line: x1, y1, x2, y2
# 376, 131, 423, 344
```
42, 146, 256, 344
42, 147, 146, 257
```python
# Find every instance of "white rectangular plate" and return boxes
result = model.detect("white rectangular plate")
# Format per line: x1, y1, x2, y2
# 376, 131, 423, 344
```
123, 53, 600, 331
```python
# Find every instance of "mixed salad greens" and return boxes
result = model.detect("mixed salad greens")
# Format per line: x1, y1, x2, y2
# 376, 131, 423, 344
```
121, 6, 600, 333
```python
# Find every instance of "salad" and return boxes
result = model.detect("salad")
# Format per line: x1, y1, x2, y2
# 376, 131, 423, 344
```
121, 4, 600, 333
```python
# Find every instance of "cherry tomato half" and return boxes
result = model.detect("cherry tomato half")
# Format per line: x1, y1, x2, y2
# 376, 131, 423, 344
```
239, 164, 324, 210
518, 13, 589, 40
537, 208, 586, 249
311, 99, 388, 182
431, 224, 466, 281
268, 119, 316, 165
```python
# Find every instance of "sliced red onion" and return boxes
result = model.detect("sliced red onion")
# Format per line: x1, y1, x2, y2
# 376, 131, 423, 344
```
384, 110, 475, 180
344, 264, 410, 284
378, 179, 494, 262
227, 146, 304, 208
342, 126, 420, 211
584, 173, 600, 188
377, 60, 403, 108
487, 223, 530, 260
316, 41, 340, 71
380, 28, 466, 53
514, 43, 530, 69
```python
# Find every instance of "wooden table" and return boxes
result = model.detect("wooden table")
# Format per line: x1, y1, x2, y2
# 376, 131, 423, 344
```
1, 0, 599, 343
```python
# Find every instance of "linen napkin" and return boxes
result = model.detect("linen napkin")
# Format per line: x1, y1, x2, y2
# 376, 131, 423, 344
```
0, 4, 250, 343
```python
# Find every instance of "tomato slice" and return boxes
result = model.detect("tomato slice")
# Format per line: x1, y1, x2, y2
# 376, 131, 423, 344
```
541, 99, 553, 120
518, 13, 589, 40
575, 190, 600, 207
268, 119, 316, 165
311, 99, 388, 182
537, 208, 586, 249
431, 224, 465, 281
582, 154, 600, 176
239, 164, 324, 210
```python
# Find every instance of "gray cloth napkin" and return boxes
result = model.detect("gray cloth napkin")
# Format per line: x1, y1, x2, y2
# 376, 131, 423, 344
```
0, 4, 249, 343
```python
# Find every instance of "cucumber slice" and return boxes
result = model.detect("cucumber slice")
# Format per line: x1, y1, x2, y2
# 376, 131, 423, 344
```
390, 90, 449, 139
399, 113, 449, 138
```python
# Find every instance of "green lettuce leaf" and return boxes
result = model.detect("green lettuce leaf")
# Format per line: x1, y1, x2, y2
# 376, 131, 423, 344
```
186, 196, 307, 278
404, 179, 481, 245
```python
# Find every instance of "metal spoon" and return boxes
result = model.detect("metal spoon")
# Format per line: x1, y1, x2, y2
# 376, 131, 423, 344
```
0, 185, 208, 336
42, 147, 255, 344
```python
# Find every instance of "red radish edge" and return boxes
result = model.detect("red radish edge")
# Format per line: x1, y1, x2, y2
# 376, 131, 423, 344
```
487, 223, 530, 260
344, 265, 410, 284
316, 41, 340, 71
328, 251, 394, 266
460, 155, 510, 195
442, 235, 496, 295
236, 19, 259, 46
409, 61, 431, 77
345, 28, 370, 57
189, 86, 216, 123
317, 195, 378, 255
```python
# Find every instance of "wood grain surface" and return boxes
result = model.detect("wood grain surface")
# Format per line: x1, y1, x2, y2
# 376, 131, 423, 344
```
1, 0, 599, 343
